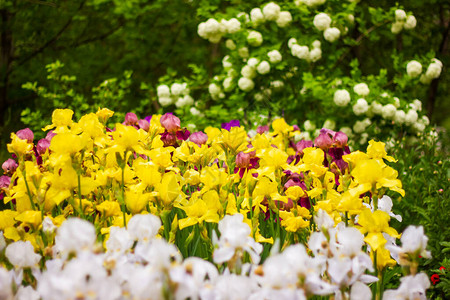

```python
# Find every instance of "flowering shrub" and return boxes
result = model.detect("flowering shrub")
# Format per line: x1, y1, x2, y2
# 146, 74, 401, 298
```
158, 1, 441, 145
0, 109, 433, 299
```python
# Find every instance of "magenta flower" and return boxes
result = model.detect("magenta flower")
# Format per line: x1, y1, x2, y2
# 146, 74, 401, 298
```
2, 159, 18, 174
160, 113, 181, 132
0, 175, 11, 188
138, 119, 150, 131
235, 151, 251, 168
16, 128, 34, 143
36, 139, 51, 155
295, 140, 313, 155
45, 131, 57, 141
256, 125, 269, 134
333, 131, 348, 147
124, 112, 138, 125
314, 129, 334, 150
189, 131, 208, 146
221, 120, 240, 131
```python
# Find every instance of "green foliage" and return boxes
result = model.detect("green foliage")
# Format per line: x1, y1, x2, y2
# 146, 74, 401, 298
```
388, 130, 450, 298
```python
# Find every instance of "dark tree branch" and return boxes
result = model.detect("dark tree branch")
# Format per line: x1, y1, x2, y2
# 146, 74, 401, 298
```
54, 19, 125, 50
25, 0, 58, 7
9, 0, 86, 74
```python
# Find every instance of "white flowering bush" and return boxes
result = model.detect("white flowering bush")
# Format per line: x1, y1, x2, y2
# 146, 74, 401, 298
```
152, 0, 443, 147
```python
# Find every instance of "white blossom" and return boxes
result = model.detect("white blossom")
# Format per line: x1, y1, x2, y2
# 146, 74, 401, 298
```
313, 13, 332, 31
158, 96, 173, 107
370, 101, 383, 115
334, 89, 351, 107
238, 77, 255, 92
425, 61, 443, 79
55, 218, 96, 257
292, 44, 309, 59
262, 2, 281, 21
383, 273, 430, 300
267, 50, 282, 63
324, 27, 340, 42
309, 48, 322, 62
394, 110, 406, 124
247, 57, 260, 67
404, 15, 417, 30
5, 241, 41, 268
304, 120, 316, 131
257, 61, 271, 74
353, 98, 369, 115
222, 55, 232, 68
224, 18, 241, 34
225, 39, 236, 50
157, 85, 171, 98
223, 77, 234, 91
323, 119, 336, 130
381, 104, 397, 119
404, 109, 419, 125
288, 37, 298, 48
250, 8, 265, 24
406, 60, 422, 78
312, 40, 321, 48
247, 31, 263, 46
395, 9, 407, 22
353, 83, 370, 96
213, 214, 262, 264
209, 83, 221, 95
241, 65, 256, 79
391, 22, 403, 34
276, 11, 293, 27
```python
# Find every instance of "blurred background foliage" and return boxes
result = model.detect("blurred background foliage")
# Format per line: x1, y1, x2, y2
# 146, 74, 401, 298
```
0, 0, 448, 147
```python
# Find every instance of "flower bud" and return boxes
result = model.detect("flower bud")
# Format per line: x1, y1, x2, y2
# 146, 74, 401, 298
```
236, 151, 251, 168
160, 113, 181, 132
138, 119, 150, 131
0, 175, 11, 188
189, 131, 208, 146
295, 140, 314, 155
45, 131, 57, 141
314, 129, 334, 149
256, 125, 269, 134
124, 112, 138, 125
2, 159, 18, 174
333, 131, 348, 147
16, 128, 34, 143
160, 132, 177, 147
36, 139, 51, 155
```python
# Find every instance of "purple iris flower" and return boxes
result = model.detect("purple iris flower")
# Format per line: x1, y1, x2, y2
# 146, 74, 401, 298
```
221, 120, 240, 131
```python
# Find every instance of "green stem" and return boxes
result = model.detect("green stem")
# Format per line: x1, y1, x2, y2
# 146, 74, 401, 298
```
121, 165, 127, 228
77, 173, 85, 218
22, 169, 36, 210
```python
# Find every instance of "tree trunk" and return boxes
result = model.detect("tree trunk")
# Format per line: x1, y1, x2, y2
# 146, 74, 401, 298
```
0, 8, 14, 126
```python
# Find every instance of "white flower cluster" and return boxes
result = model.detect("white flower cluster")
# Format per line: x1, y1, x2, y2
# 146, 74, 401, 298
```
330, 81, 428, 133
296, 0, 326, 7
1, 210, 430, 300
289, 38, 322, 62
419, 58, 443, 84
209, 83, 225, 100
391, 9, 417, 34
157, 83, 194, 108
249, 3, 293, 28
333, 89, 351, 107
312, 12, 341, 43
198, 18, 242, 43
406, 60, 422, 78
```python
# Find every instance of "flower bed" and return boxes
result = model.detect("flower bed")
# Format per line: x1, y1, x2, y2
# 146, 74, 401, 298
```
0, 108, 431, 299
